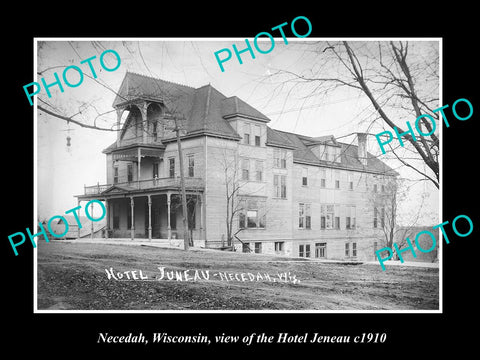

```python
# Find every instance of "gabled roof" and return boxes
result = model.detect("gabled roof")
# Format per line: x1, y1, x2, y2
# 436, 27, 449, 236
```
266, 127, 398, 176
102, 184, 137, 194
110, 73, 396, 176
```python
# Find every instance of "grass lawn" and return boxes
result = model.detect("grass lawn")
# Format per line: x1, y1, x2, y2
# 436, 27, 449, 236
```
36, 241, 439, 311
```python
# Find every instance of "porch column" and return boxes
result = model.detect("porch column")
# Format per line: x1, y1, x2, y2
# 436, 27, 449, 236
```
148, 195, 152, 241
130, 196, 135, 240
91, 213, 94, 240
139, 102, 148, 144
104, 198, 109, 239
137, 147, 141, 190
201, 193, 207, 241
77, 199, 81, 239
198, 194, 204, 241
167, 192, 171, 240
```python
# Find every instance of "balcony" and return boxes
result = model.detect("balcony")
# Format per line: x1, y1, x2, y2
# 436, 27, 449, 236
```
84, 177, 204, 195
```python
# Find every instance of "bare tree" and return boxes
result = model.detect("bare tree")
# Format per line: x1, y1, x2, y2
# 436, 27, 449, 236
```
371, 178, 429, 260
263, 41, 440, 188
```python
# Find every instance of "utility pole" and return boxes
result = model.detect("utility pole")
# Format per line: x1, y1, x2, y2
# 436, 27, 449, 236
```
174, 115, 190, 250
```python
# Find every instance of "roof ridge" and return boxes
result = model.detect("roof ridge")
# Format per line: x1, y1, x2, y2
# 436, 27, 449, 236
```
125, 70, 196, 90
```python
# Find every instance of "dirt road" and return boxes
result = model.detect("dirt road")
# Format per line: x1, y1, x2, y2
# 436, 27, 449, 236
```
36, 241, 439, 311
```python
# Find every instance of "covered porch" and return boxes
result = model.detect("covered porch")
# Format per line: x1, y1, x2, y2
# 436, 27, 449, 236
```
76, 188, 205, 243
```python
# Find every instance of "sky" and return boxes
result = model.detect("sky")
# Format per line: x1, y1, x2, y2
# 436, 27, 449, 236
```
35, 39, 440, 225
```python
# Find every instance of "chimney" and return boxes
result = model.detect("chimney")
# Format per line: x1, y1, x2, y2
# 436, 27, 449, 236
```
357, 133, 368, 165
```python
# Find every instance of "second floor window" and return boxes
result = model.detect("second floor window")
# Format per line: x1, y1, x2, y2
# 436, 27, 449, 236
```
273, 174, 286, 198
346, 205, 356, 229
242, 158, 250, 181
113, 166, 118, 184
321, 204, 337, 230
127, 163, 133, 182
169, 158, 175, 178
274, 149, 287, 168
187, 155, 195, 177
255, 160, 263, 181
153, 162, 159, 178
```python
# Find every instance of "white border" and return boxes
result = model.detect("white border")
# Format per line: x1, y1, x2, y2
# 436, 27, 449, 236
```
33, 37, 442, 314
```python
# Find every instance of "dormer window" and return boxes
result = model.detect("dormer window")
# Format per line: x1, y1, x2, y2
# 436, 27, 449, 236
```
319, 145, 341, 163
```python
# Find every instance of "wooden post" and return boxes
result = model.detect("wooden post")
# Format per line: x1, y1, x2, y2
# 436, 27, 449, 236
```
137, 147, 141, 190
104, 199, 109, 239
130, 196, 135, 240
77, 200, 81, 239
167, 192, 171, 240
174, 117, 189, 251
148, 195, 152, 241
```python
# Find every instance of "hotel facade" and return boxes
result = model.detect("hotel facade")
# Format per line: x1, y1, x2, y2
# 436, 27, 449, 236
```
76, 72, 398, 261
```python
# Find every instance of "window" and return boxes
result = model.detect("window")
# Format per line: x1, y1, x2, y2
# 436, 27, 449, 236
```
305, 244, 311, 257
321, 204, 335, 229
239, 212, 246, 229
113, 166, 118, 184
381, 184, 385, 193
299, 244, 311, 258
315, 243, 326, 258
348, 172, 353, 190
238, 198, 266, 229
381, 207, 385, 227
187, 155, 195, 177
352, 242, 357, 257
373, 207, 378, 228
274, 149, 287, 168
302, 167, 308, 186
254, 125, 261, 146
247, 210, 258, 228
373, 241, 378, 256
275, 241, 284, 254
298, 203, 311, 229
127, 163, 133, 182
322, 146, 329, 161
346, 206, 356, 229
255, 160, 263, 181
254, 242, 262, 254
334, 146, 342, 163
345, 243, 350, 257
243, 122, 251, 145
320, 169, 326, 188
373, 184, 378, 193
273, 174, 287, 199
335, 216, 340, 230
242, 158, 250, 181
169, 158, 175, 178
242, 242, 250, 253
335, 171, 340, 189
153, 162, 159, 178
335, 180, 340, 189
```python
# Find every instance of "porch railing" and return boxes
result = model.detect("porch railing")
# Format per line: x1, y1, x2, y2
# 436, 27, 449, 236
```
84, 177, 204, 195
